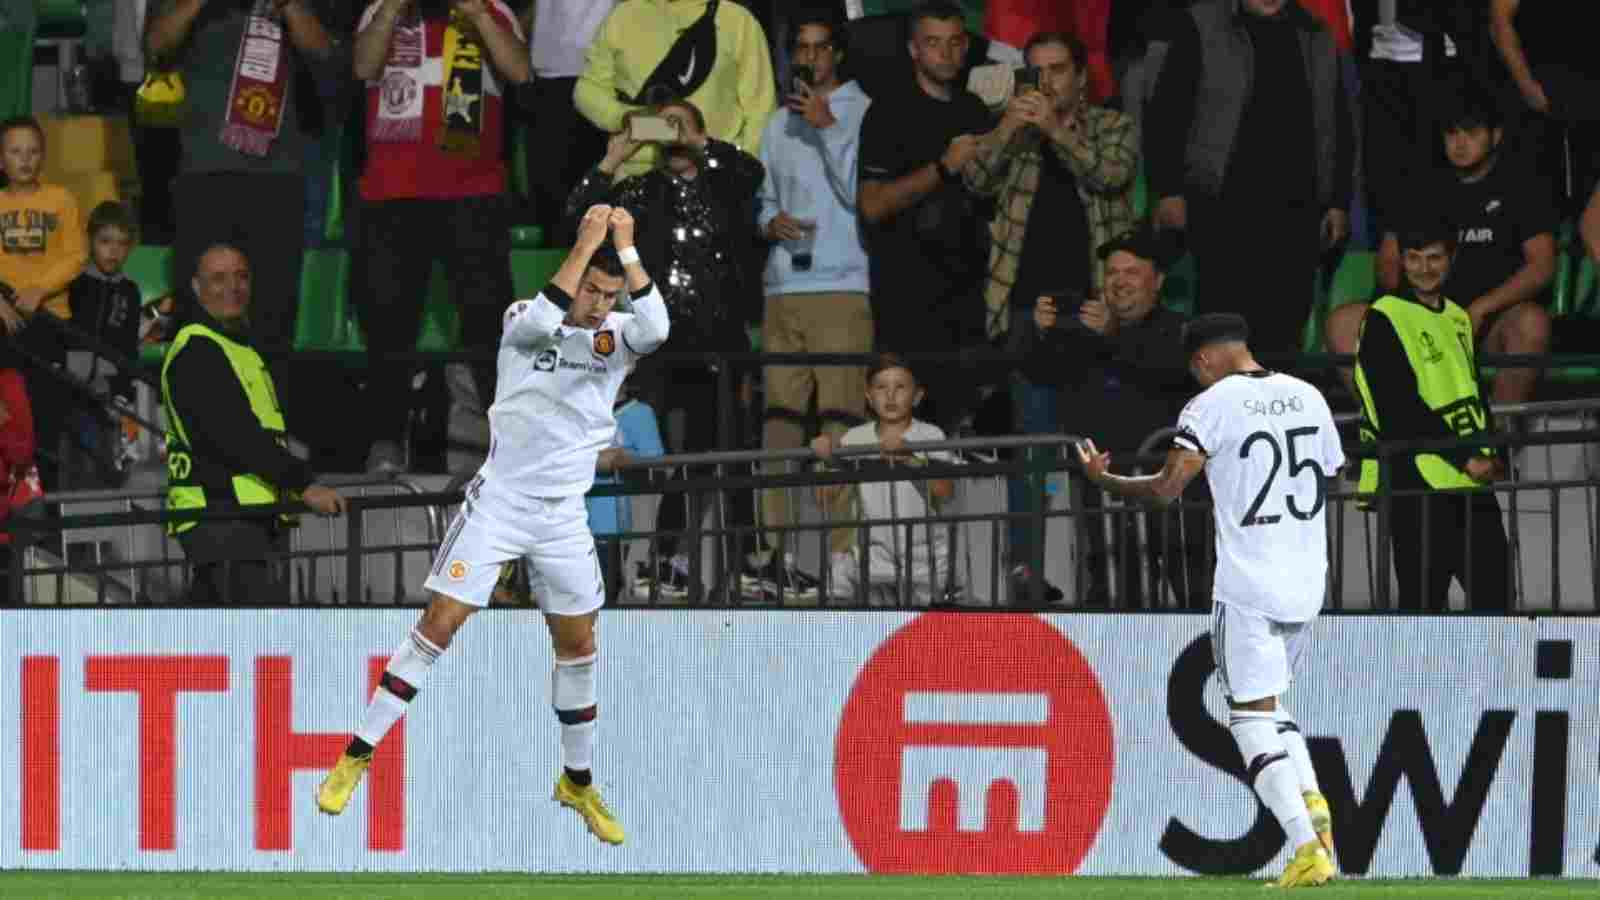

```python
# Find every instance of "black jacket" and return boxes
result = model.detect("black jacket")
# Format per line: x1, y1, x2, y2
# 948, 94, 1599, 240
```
1018, 305, 1194, 458
67, 271, 143, 404
164, 308, 314, 503
564, 140, 766, 349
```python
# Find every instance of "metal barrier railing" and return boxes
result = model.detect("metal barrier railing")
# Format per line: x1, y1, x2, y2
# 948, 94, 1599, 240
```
5, 417, 1597, 612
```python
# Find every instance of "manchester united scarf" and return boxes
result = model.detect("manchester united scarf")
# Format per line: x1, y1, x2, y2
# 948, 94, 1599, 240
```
220, 11, 291, 158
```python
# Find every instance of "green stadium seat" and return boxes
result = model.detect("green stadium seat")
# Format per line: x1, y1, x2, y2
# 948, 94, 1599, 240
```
0, 24, 36, 119
511, 248, 568, 298
1131, 164, 1149, 221
1159, 252, 1197, 316
415, 262, 462, 352
509, 224, 544, 248
1327, 251, 1376, 310
293, 247, 360, 351
122, 245, 173, 306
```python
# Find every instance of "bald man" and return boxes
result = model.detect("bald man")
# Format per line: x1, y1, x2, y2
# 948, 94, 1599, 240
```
160, 243, 346, 604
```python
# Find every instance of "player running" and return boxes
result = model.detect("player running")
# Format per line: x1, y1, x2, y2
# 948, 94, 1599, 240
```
1076, 313, 1344, 888
315, 205, 668, 846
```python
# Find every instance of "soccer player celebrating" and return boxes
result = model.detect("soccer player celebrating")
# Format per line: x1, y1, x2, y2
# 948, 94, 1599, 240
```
1076, 314, 1344, 888
316, 204, 669, 846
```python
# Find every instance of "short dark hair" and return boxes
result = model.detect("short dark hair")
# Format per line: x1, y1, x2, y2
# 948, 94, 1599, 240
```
909, 1, 966, 37
790, 7, 847, 55
88, 201, 135, 238
586, 246, 625, 279
1023, 30, 1085, 70
1438, 87, 1502, 133
867, 351, 919, 388
0, 116, 45, 151
1183, 313, 1251, 357
1397, 222, 1458, 254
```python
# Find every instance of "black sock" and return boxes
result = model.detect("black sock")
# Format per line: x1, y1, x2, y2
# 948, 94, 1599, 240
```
346, 736, 375, 758
565, 767, 592, 787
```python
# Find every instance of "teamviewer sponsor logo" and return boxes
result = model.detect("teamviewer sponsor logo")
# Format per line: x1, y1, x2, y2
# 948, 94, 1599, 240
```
834, 614, 1114, 875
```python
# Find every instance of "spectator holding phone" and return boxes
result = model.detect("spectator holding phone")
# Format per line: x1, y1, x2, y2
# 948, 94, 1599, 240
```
1017, 228, 1205, 608
961, 31, 1138, 602
858, 2, 994, 434
754, 9, 874, 579
565, 96, 789, 601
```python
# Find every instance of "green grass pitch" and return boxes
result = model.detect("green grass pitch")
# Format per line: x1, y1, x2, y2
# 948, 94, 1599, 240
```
2, 873, 1597, 899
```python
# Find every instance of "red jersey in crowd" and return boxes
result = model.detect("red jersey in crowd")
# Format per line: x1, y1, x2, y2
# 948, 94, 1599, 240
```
357, 0, 523, 202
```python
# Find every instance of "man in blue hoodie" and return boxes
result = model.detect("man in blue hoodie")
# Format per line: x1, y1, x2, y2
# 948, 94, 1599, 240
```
753, 7, 872, 599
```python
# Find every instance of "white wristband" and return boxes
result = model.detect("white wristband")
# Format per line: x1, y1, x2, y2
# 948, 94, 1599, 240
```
618, 246, 640, 266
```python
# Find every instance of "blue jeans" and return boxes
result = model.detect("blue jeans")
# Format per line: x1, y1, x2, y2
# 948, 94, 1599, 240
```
1007, 374, 1060, 569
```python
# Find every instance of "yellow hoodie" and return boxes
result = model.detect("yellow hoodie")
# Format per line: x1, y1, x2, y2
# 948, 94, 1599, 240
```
0, 183, 86, 320
576, 0, 776, 177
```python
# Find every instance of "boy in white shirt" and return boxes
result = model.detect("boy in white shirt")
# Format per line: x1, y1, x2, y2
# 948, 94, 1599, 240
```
812, 353, 962, 606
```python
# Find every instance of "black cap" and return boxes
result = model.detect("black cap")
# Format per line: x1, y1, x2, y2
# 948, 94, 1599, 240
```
1183, 313, 1251, 357
1096, 227, 1176, 271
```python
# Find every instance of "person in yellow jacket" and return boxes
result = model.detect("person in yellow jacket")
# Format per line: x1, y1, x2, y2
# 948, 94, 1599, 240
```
161, 243, 346, 604
1, 116, 87, 489
575, 0, 776, 177
1354, 223, 1509, 612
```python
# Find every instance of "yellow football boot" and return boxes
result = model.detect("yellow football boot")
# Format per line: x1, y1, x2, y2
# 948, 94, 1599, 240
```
1303, 790, 1335, 858
315, 751, 372, 816
553, 772, 625, 845
1270, 839, 1336, 888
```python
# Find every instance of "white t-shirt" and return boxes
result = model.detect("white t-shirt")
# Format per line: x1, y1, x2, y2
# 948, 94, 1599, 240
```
479, 283, 669, 500
531, 0, 616, 79
840, 420, 958, 561
1173, 371, 1345, 622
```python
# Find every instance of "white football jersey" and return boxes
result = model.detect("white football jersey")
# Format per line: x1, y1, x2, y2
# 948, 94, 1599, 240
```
478, 284, 669, 499
1173, 371, 1345, 622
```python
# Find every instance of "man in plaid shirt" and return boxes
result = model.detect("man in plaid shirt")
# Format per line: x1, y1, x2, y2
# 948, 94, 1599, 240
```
962, 30, 1139, 603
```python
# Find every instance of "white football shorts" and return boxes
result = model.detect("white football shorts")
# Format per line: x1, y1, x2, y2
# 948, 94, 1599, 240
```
1209, 600, 1314, 704
423, 487, 603, 616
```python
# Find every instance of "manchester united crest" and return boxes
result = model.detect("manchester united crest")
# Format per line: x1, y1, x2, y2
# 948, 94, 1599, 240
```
593, 330, 616, 357
234, 85, 281, 127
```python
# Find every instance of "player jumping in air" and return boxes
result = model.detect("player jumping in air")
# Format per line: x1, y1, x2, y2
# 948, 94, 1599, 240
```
316, 205, 669, 845
1077, 313, 1344, 888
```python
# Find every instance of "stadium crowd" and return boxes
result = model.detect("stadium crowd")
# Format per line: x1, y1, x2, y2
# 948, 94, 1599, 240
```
0, 0, 1596, 608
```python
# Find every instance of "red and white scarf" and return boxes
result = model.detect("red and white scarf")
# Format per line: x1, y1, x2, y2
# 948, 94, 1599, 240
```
373, 16, 427, 143
220, 11, 291, 158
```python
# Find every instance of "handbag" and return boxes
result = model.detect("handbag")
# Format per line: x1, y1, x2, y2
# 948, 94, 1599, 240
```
134, 71, 187, 128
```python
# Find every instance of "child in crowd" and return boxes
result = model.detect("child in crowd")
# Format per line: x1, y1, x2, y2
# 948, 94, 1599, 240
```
812, 353, 963, 607
587, 380, 664, 603
67, 201, 144, 482
0, 116, 88, 488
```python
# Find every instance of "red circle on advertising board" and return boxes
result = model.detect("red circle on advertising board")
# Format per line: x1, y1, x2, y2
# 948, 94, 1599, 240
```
834, 613, 1114, 875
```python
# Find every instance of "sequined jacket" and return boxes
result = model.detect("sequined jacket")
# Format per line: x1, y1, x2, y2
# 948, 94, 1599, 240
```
564, 139, 766, 351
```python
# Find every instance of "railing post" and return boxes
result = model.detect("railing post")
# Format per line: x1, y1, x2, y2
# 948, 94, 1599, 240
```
345, 501, 363, 606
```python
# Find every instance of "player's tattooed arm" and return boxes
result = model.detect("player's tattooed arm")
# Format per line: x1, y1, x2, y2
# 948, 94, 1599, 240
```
1075, 440, 1205, 506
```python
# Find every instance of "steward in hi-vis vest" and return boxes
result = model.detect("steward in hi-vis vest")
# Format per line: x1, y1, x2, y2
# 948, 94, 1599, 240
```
161, 244, 346, 604
1352, 226, 1508, 612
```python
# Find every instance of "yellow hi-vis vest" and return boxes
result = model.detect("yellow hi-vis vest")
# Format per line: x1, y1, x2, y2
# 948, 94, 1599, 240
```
1353, 294, 1489, 496
160, 322, 287, 535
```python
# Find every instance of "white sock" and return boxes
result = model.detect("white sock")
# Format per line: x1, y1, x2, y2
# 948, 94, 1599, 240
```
552, 653, 598, 773
1275, 706, 1321, 794
355, 628, 443, 748
1230, 711, 1318, 849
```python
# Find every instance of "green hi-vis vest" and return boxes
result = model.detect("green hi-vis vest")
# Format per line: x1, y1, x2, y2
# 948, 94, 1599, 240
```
160, 322, 287, 535
1353, 294, 1489, 496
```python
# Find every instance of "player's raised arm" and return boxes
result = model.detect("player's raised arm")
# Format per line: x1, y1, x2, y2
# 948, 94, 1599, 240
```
610, 207, 669, 355
1076, 438, 1206, 506
504, 205, 614, 349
